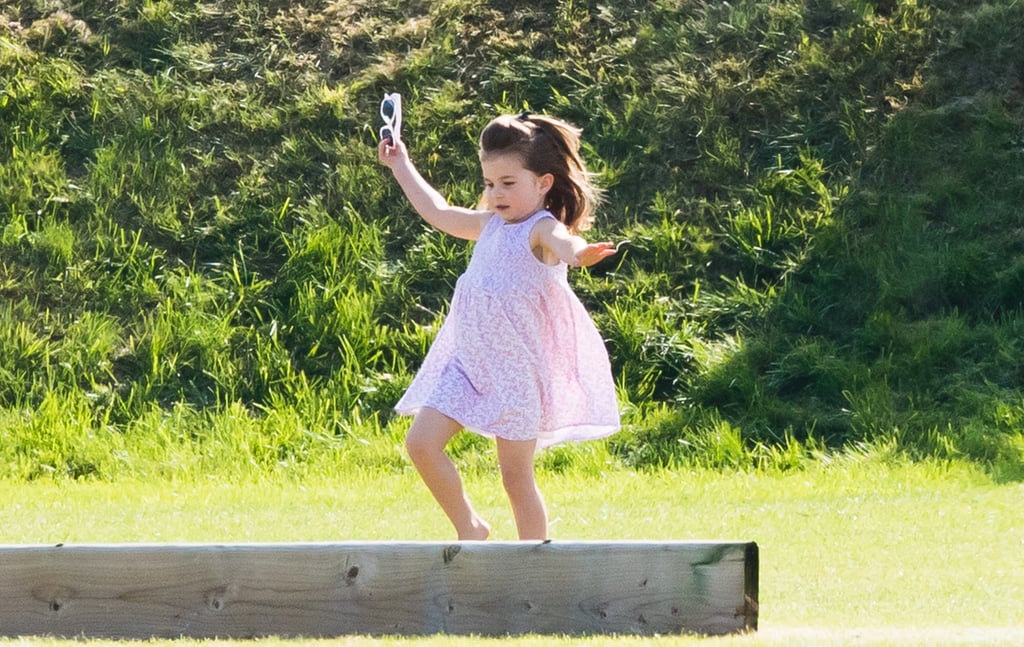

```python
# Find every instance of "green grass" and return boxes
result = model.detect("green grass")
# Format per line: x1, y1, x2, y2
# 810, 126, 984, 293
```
1, 0, 1022, 479
1, 456, 1021, 646
3, 3, 1023, 642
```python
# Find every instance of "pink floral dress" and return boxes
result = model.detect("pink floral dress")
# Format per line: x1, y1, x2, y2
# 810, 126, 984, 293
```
395, 210, 620, 448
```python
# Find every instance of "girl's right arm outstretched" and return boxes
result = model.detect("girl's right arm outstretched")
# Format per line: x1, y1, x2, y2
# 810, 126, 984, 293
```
378, 138, 489, 241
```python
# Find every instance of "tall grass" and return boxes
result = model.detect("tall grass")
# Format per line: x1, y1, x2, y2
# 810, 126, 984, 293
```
0, 0, 1021, 481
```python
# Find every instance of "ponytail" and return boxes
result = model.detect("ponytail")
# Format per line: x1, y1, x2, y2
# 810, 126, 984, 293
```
479, 113, 603, 233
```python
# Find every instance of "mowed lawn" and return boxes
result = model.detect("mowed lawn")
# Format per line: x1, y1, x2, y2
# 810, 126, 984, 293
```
1, 457, 1021, 646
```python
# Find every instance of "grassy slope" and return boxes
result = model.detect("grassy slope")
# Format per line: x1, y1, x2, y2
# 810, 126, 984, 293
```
0, 0, 1022, 479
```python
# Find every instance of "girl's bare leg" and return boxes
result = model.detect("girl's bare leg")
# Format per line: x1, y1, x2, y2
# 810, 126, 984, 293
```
496, 437, 547, 540
405, 408, 490, 540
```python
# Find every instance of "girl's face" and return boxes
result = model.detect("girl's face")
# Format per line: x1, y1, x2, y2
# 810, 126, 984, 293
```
480, 153, 552, 224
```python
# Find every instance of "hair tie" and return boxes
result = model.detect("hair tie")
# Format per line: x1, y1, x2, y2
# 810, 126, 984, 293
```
517, 111, 531, 122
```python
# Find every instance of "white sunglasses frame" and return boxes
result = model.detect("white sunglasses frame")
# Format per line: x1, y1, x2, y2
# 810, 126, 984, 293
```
379, 92, 402, 144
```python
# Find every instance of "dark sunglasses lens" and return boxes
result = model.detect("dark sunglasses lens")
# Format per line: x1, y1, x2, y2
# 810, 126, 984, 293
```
381, 99, 395, 119
380, 126, 392, 142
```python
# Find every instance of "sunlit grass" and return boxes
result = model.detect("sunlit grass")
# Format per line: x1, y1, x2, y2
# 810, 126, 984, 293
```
1, 457, 1021, 645
0, 0, 1022, 480
0, 4, 1022, 646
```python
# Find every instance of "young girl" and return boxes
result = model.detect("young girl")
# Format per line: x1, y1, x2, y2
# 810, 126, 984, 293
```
378, 110, 620, 541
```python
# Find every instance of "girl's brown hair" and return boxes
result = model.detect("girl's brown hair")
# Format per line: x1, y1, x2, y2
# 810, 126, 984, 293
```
478, 113, 602, 233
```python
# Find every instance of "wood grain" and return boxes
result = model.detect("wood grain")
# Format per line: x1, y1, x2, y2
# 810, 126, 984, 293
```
0, 541, 758, 637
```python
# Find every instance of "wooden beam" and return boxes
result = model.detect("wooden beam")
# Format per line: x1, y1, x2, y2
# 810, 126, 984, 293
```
0, 541, 757, 638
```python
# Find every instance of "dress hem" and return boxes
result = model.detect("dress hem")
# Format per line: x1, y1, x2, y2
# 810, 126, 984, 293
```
395, 404, 620, 449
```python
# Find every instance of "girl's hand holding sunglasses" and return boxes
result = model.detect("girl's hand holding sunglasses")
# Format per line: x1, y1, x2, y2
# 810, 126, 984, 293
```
379, 92, 402, 145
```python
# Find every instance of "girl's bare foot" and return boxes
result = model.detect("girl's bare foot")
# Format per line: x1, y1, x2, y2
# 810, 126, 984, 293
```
458, 518, 491, 540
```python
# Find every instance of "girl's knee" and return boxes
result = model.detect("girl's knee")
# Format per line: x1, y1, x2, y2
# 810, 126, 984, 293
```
496, 438, 539, 494
405, 428, 440, 462
405, 410, 460, 460
499, 462, 536, 495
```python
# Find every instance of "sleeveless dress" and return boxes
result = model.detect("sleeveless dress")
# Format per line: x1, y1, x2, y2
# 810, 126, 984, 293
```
395, 210, 620, 448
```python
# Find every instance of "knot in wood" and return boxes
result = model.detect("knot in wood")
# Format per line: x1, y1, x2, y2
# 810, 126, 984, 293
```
442, 545, 461, 565
345, 565, 360, 585
205, 584, 238, 612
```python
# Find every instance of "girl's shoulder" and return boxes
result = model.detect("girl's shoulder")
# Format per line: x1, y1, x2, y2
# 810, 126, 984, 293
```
527, 211, 575, 267
523, 209, 558, 231
526, 210, 561, 235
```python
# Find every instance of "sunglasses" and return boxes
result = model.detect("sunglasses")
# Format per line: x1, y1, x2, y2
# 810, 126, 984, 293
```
379, 92, 402, 144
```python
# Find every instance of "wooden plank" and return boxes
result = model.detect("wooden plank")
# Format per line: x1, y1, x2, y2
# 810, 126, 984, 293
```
0, 541, 757, 638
